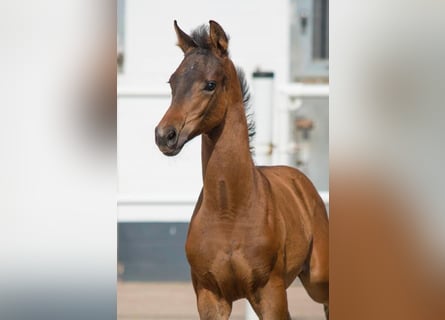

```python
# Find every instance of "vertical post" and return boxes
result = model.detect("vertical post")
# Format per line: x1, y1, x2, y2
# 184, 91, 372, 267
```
276, 94, 295, 166
252, 71, 274, 165
246, 71, 274, 320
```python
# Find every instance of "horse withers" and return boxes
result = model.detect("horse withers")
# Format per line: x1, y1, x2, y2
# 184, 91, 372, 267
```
155, 20, 329, 320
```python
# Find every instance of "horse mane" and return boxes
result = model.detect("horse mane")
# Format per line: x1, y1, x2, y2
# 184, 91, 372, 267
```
236, 68, 256, 153
190, 25, 256, 152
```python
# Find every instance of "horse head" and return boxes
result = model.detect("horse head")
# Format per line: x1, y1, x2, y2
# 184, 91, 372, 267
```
155, 20, 234, 156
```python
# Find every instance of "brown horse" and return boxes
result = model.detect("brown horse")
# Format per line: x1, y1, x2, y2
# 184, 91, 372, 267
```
155, 20, 329, 320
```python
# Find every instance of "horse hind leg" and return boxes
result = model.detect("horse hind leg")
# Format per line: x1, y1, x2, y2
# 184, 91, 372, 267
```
299, 270, 329, 319
324, 304, 329, 320
299, 203, 329, 318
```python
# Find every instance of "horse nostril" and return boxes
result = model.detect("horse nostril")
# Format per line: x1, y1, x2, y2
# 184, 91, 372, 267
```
166, 128, 178, 147
167, 129, 177, 141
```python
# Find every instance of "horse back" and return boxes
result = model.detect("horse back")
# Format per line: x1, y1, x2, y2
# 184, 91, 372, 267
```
256, 165, 325, 226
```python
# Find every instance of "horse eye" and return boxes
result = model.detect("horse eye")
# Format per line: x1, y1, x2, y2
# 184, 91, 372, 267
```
204, 81, 216, 91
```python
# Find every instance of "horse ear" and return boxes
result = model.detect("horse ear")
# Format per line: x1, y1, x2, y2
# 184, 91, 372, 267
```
209, 20, 229, 57
174, 20, 197, 53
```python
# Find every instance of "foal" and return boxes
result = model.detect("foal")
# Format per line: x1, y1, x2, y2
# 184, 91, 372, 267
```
155, 20, 329, 320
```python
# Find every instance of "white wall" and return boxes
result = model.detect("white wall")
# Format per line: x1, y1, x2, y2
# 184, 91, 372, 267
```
121, 0, 290, 86
118, 0, 291, 221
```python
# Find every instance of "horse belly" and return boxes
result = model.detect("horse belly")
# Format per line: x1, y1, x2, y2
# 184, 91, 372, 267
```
271, 189, 313, 286
284, 246, 309, 286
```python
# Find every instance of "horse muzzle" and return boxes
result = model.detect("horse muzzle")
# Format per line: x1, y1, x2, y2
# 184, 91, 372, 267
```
155, 125, 186, 156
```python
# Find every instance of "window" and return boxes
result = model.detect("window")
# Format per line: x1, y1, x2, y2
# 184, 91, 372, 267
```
290, 0, 329, 81
312, 0, 329, 60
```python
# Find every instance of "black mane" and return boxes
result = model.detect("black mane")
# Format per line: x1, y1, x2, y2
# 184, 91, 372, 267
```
190, 24, 256, 152
236, 68, 256, 152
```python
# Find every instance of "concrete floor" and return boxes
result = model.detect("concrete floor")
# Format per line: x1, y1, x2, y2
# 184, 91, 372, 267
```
117, 281, 325, 320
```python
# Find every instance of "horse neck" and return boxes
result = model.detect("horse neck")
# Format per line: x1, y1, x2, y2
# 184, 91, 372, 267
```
201, 75, 255, 208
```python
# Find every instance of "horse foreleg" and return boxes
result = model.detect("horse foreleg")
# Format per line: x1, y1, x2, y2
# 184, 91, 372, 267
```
195, 287, 232, 320
248, 277, 291, 320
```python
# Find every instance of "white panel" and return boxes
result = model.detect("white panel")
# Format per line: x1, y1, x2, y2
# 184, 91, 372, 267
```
117, 96, 203, 200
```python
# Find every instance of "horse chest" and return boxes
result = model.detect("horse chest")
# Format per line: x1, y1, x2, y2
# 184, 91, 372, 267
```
186, 238, 252, 297
186, 221, 277, 298
186, 231, 243, 274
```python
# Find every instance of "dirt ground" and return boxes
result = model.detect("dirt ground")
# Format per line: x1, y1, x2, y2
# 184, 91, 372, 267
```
117, 281, 325, 320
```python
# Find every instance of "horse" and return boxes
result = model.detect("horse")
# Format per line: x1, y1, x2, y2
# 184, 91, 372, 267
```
155, 20, 329, 320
